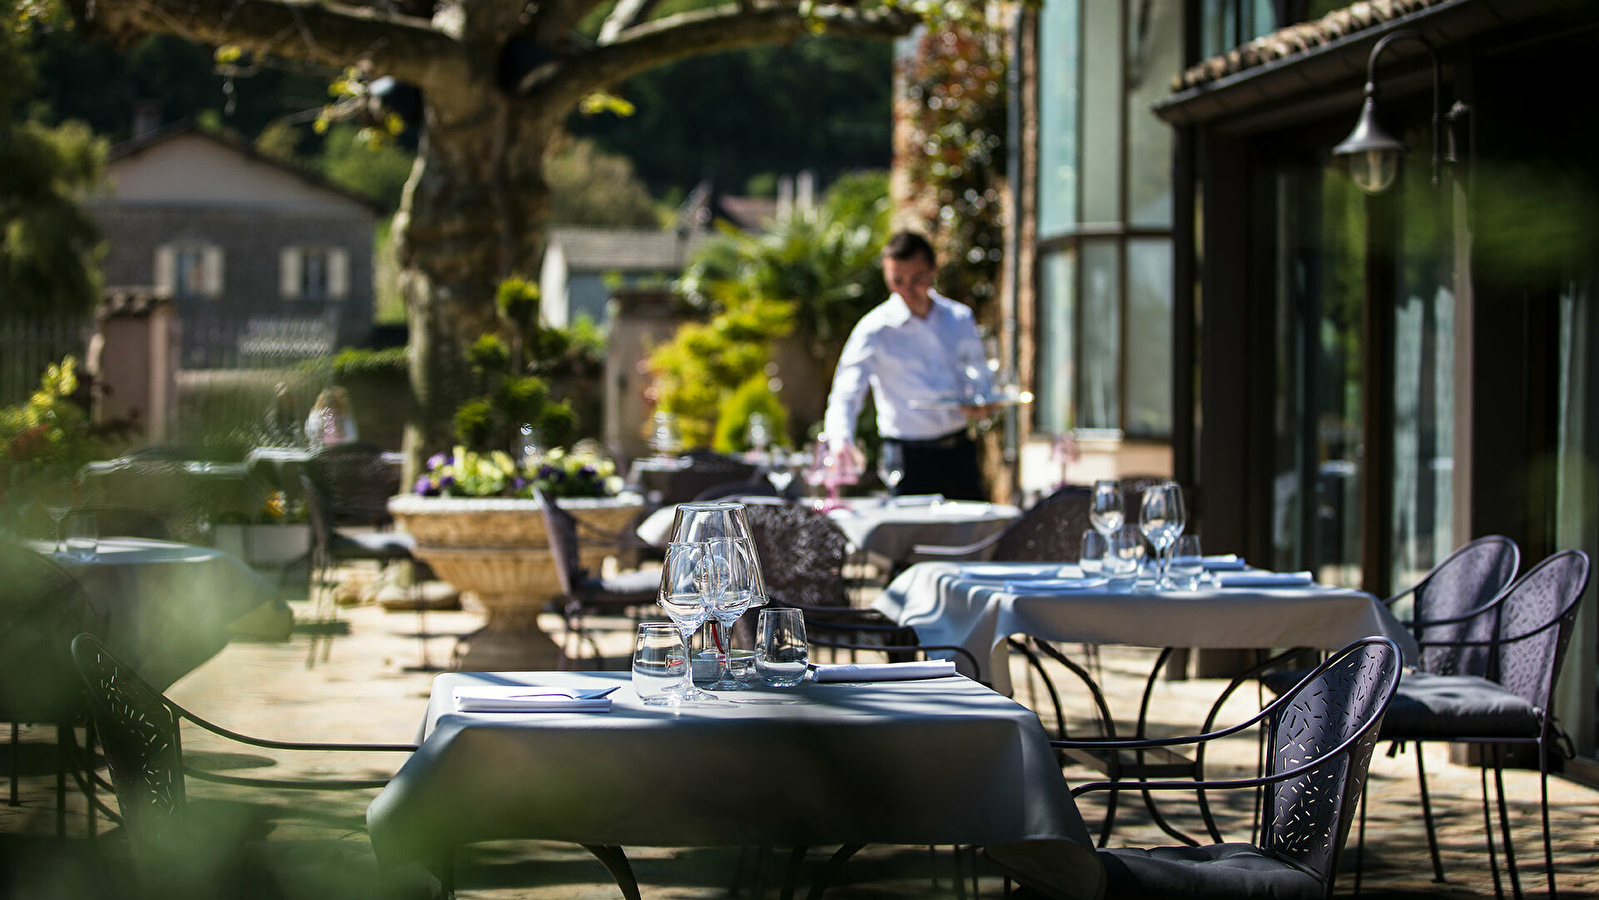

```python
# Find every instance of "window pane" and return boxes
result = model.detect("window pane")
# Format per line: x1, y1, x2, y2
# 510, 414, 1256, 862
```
1080, 0, 1122, 224
1125, 0, 1179, 228
1038, 0, 1080, 237
176, 248, 205, 297
1125, 239, 1171, 436
303, 249, 329, 301
1036, 248, 1076, 434
1390, 143, 1455, 596
1078, 239, 1119, 429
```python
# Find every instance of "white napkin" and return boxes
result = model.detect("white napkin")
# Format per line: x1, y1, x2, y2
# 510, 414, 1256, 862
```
1202, 554, 1248, 570
453, 686, 614, 713
810, 660, 959, 682
891, 494, 944, 506
1215, 570, 1315, 588
1004, 577, 1108, 593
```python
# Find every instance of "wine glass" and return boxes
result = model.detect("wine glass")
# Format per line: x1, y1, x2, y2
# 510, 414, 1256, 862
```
652, 411, 681, 457
1090, 480, 1124, 536
766, 452, 796, 496
877, 443, 905, 500
747, 413, 770, 453
668, 500, 753, 545
1139, 483, 1186, 588
658, 542, 717, 703
705, 537, 767, 691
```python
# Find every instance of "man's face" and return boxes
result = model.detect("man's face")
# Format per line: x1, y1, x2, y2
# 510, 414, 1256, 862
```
883, 254, 935, 315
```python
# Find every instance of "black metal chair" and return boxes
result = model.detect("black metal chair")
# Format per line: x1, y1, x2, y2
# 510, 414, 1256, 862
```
1, 542, 102, 836
660, 449, 758, 506
536, 489, 660, 667
69, 633, 432, 900
984, 636, 1403, 900
912, 484, 1093, 563
741, 502, 982, 675
1372, 549, 1590, 899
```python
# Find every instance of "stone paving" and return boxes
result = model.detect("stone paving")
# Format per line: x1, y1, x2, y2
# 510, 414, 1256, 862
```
4, 584, 1598, 898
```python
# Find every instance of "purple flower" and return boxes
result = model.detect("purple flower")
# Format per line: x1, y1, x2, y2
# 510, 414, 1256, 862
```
512, 476, 528, 490
438, 474, 456, 490
427, 452, 447, 471
537, 464, 557, 479
413, 475, 435, 496
579, 464, 597, 478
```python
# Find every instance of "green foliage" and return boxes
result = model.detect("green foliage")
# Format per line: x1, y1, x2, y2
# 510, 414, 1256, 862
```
545, 135, 658, 227
495, 276, 540, 332
331, 345, 408, 380
0, 357, 100, 517
899, 19, 1007, 316
467, 334, 511, 375
0, 0, 105, 317
713, 376, 788, 454
319, 123, 415, 210
647, 299, 793, 450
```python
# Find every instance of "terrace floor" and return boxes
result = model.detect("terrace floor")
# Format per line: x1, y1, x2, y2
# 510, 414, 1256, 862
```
4, 580, 1598, 898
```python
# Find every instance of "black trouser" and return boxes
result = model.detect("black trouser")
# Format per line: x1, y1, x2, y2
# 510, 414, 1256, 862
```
885, 430, 984, 501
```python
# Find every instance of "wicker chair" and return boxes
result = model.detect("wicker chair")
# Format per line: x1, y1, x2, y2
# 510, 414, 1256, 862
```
69, 633, 431, 900
985, 636, 1402, 900
1373, 550, 1590, 899
741, 502, 981, 675
1, 542, 102, 836
536, 489, 660, 666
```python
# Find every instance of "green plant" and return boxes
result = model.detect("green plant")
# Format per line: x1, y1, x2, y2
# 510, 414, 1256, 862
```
412, 445, 620, 499
0, 356, 101, 522
713, 375, 789, 454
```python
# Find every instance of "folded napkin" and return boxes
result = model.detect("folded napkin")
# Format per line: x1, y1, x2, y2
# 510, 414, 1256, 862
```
810, 660, 959, 682
1202, 554, 1248, 571
1005, 577, 1108, 593
453, 685, 614, 713
1215, 570, 1315, 588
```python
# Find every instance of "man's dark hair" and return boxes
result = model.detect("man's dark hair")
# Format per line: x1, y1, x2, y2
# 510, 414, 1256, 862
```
882, 231, 936, 266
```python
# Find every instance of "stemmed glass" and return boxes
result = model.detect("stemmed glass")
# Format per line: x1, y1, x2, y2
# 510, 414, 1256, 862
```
877, 443, 905, 500
1139, 483, 1187, 588
704, 537, 768, 691
1090, 480, 1124, 536
657, 542, 716, 703
766, 454, 795, 496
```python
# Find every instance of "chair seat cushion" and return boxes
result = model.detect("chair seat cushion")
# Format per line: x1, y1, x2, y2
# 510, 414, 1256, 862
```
1098, 843, 1325, 900
330, 531, 416, 562
1379, 672, 1540, 740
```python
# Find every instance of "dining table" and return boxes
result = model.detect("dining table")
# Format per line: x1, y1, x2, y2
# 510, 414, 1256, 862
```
366, 669, 1101, 898
636, 495, 1020, 572
872, 561, 1418, 696
33, 537, 287, 690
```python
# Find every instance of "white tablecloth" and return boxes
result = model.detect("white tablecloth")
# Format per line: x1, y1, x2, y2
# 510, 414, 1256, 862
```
873, 561, 1418, 694
637, 497, 1019, 567
38, 538, 284, 689
367, 671, 1094, 876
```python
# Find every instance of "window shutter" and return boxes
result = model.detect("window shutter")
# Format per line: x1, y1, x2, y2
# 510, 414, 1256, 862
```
280, 247, 302, 300
328, 248, 349, 301
154, 245, 175, 296
202, 245, 224, 298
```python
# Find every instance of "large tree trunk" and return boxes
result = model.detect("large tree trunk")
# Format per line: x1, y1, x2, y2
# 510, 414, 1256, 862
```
397, 86, 556, 478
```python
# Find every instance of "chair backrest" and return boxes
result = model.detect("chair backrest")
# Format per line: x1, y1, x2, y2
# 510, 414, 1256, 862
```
742, 502, 851, 609
535, 489, 585, 597
992, 485, 1092, 563
663, 450, 758, 506
57, 503, 171, 542
81, 458, 210, 542
1259, 636, 1402, 888
1491, 550, 1591, 714
1118, 474, 1169, 513
302, 443, 399, 528
0, 542, 100, 723
693, 479, 778, 502
1410, 535, 1521, 677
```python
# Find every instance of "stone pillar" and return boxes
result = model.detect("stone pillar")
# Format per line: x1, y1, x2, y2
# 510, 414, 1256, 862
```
605, 289, 683, 463
91, 291, 179, 443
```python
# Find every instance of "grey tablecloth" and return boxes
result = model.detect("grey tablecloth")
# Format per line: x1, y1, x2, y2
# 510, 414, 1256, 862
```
873, 562, 1419, 694
366, 671, 1093, 870
39, 538, 285, 689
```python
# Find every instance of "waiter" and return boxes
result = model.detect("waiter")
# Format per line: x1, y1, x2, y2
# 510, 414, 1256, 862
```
823, 230, 991, 501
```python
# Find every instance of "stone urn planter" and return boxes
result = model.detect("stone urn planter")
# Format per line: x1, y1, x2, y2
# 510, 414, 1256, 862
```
387, 493, 645, 671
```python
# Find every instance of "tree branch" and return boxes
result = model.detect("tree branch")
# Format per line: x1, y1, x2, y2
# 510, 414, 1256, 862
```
596, 0, 658, 44
523, 0, 915, 101
75, 0, 465, 86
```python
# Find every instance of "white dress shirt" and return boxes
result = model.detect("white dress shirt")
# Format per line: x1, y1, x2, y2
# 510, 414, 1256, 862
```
824, 289, 991, 443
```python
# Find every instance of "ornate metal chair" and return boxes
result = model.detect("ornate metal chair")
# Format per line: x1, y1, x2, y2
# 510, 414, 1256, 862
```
1, 542, 102, 836
660, 449, 757, 506
912, 484, 1093, 563
536, 489, 660, 666
69, 633, 432, 899
1373, 549, 1590, 899
984, 636, 1403, 900
741, 502, 981, 675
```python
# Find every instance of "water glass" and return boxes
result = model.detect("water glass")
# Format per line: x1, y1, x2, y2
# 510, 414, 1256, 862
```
65, 514, 98, 561
633, 623, 688, 706
877, 443, 905, 498
1104, 526, 1143, 592
756, 608, 808, 687
1078, 529, 1108, 576
1090, 480, 1124, 536
1169, 535, 1205, 591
